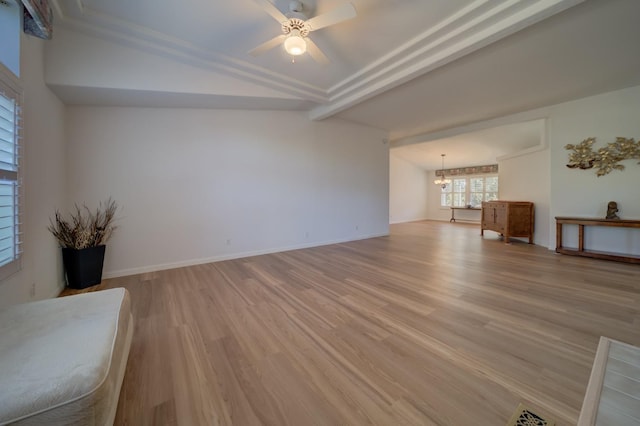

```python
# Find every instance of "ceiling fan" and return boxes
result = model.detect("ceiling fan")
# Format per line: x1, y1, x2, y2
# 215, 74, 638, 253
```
249, 0, 357, 64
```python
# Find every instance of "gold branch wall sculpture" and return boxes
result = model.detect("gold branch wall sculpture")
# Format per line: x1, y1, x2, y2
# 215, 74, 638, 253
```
565, 137, 640, 176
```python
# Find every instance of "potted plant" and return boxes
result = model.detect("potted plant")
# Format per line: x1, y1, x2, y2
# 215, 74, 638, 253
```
48, 198, 118, 289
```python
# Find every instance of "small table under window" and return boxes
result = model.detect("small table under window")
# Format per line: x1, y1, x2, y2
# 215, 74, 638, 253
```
450, 207, 481, 222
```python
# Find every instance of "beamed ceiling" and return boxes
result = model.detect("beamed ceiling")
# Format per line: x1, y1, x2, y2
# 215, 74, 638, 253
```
47, 0, 640, 166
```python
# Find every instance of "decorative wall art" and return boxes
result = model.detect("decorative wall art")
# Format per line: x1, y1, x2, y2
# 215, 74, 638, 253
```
565, 137, 640, 176
21, 0, 52, 39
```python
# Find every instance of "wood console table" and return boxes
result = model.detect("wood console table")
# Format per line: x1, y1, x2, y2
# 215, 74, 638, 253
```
450, 207, 480, 222
555, 217, 640, 264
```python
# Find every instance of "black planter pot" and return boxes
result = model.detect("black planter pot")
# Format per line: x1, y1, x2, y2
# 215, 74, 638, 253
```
62, 245, 106, 289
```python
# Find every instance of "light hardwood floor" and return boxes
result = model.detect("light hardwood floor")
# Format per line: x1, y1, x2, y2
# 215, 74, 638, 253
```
92, 221, 640, 425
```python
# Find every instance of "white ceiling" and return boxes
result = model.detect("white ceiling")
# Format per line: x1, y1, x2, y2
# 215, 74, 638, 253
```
391, 119, 544, 170
48, 0, 640, 149
338, 0, 640, 141
52, 0, 542, 91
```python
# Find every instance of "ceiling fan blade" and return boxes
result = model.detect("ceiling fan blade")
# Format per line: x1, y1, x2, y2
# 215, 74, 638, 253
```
251, 0, 288, 23
306, 2, 357, 31
248, 34, 287, 56
305, 38, 330, 65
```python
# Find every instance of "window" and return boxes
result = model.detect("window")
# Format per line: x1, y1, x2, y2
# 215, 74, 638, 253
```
441, 175, 498, 207
0, 0, 21, 77
0, 72, 22, 279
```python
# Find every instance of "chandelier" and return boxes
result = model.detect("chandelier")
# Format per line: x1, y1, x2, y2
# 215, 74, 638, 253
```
434, 154, 452, 189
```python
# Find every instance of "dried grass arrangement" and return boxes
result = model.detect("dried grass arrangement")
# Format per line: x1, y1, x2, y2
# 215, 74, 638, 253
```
48, 198, 119, 249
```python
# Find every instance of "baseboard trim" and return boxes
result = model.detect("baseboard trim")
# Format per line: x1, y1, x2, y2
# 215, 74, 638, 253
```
48, 281, 66, 299
389, 217, 429, 224
103, 232, 389, 279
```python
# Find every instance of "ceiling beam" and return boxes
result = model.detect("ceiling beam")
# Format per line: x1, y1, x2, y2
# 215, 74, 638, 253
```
309, 0, 585, 121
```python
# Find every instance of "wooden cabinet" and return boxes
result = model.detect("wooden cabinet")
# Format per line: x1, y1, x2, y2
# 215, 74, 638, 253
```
481, 201, 534, 244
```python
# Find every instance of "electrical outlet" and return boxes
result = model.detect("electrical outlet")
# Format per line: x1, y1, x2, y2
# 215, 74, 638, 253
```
355, 225, 359, 231
226, 239, 231, 245
29, 282, 35, 298
305, 231, 309, 239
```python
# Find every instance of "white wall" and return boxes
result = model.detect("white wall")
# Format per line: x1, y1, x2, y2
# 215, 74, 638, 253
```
498, 145, 550, 247
413, 84, 640, 251
65, 107, 389, 277
549, 85, 640, 253
389, 153, 428, 224
0, 35, 67, 308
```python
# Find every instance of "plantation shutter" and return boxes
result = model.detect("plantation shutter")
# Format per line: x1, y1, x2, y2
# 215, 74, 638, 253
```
0, 78, 22, 276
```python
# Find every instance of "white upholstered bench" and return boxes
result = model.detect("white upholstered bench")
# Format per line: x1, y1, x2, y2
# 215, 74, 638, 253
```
0, 288, 133, 425
578, 336, 640, 425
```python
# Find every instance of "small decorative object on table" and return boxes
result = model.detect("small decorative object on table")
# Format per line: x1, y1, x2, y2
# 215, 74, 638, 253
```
606, 201, 619, 220
48, 198, 119, 289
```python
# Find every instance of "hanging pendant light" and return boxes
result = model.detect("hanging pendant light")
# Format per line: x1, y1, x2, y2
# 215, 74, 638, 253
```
434, 154, 452, 189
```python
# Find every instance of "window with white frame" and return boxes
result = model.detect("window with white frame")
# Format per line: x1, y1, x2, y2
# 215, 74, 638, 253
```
0, 0, 21, 77
0, 72, 22, 279
441, 175, 498, 207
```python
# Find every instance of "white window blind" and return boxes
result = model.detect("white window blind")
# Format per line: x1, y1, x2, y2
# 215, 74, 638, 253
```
0, 76, 22, 278
441, 175, 498, 208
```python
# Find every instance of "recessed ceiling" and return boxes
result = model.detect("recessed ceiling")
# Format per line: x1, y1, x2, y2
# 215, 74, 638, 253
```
47, 0, 640, 145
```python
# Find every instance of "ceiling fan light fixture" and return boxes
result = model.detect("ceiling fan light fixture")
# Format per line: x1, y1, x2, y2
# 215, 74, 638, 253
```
284, 30, 307, 55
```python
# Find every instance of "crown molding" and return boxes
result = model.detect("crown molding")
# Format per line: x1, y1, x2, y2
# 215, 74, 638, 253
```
50, 0, 328, 103
310, 0, 585, 120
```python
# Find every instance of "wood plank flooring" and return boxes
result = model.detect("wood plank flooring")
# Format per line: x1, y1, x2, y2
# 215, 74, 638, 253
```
90, 221, 640, 425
